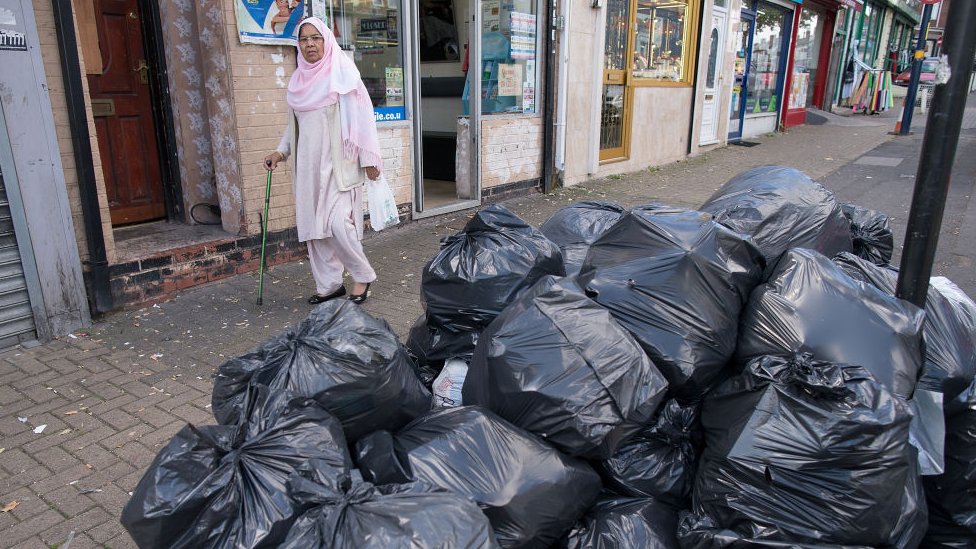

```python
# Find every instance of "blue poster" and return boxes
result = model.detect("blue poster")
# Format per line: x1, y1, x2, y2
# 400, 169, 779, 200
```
373, 106, 406, 123
236, 0, 304, 45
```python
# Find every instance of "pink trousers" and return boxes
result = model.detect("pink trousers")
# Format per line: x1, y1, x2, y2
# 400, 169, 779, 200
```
306, 214, 376, 295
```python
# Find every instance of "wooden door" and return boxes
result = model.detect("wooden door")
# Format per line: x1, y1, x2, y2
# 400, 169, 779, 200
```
599, 0, 632, 162
88, 0, 165, 225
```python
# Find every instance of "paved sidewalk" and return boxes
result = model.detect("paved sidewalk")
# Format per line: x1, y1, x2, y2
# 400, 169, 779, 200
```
0, 100, 963, 548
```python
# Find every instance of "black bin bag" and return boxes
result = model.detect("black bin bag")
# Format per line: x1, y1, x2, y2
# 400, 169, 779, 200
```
211, 299, 430, 442
688, 354, 924, 547
419, 204, 565, 362
841, 203, 894, 266
699, 165, 852, 267
354, 406, 602, 549
677, 513, 874, 548
539, 201, 626, 276
923, 377, 976, 547
834, 252, 976, 403
561, 495, 680, 549
577, 205, 765, 401
834, 254, 976, 475
281, 461, 499, 548
737, 248, 924, 399
463, 275, 669, 459
596, 399, 699, 507
121, 386, 352, 549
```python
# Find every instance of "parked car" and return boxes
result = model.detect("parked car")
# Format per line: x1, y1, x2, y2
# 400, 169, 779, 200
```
894, 57, 938, 86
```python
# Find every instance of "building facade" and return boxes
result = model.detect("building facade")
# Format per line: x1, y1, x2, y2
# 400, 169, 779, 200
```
1, 0, 555, 344
0, 0, 926, 349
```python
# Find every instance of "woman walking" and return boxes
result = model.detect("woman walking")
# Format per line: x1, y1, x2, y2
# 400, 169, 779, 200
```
264, 16, 381, 304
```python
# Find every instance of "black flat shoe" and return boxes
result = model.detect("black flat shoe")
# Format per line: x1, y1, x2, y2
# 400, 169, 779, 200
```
308, 286, 346, 304
348, 282, 371, 304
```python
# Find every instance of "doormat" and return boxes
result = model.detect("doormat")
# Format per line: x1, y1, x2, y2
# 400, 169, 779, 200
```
731, 140, 761, 147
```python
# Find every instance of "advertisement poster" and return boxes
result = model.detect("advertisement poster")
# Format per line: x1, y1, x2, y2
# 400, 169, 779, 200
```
789, 72, 809, 109
498, 63, 522, 96
522, 83, 535, 113
235, 0, 304, 45
385, 67, 404, 107
482, 1, 501, 33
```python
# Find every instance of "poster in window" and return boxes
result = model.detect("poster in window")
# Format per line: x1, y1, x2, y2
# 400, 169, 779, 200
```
420, 0, 460, 62
386, 67, 404, 107
498, 64, 523, 96
235, 0, 304, 45
522, 83, 535, 113
483, 1, 501, 33
788, 72, 809, 109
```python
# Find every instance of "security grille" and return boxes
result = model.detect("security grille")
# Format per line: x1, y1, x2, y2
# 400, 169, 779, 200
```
0, 163, 37, 349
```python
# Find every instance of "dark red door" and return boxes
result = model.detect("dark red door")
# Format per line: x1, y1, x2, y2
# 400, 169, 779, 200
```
88, 0, 165, 225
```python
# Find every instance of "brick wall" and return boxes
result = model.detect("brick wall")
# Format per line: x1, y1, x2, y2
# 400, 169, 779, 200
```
481, 115, 544, 189
33, 0, 116, 264
107, 227, 306, 307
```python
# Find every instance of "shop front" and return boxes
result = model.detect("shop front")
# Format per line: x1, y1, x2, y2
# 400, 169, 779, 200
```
561, 0, 702, 186
27, 0, 551, 310
781, 0, 861, 128
729, 0, 798, 140
290, 0, 548, 218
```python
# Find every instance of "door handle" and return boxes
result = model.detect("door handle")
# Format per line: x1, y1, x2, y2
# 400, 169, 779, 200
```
133, 59, 149, 84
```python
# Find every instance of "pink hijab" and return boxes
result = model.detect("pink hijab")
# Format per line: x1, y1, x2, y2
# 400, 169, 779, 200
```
287, 17, 381, 169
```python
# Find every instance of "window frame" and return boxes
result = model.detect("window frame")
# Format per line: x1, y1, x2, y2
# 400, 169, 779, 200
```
626, 0, 702, 88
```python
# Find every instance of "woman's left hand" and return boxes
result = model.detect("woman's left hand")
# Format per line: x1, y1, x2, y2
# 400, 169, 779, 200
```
365, 166, 380, 181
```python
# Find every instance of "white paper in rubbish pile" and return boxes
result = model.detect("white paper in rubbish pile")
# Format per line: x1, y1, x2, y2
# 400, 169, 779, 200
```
433, 359, 468, 408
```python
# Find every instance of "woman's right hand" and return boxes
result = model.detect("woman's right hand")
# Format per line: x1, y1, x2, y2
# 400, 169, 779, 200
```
264, 151, 283, 172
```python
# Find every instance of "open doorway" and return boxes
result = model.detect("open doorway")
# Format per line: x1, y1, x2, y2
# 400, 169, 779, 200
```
412, 0, 479, 216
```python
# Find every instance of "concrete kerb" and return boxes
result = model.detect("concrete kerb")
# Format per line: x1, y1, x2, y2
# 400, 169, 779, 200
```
0, 115, 900, 548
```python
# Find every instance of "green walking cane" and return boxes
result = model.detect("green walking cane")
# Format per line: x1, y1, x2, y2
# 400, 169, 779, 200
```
257, 163, 273, 305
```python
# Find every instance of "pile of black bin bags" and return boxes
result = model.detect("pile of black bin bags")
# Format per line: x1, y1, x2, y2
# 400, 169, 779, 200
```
121, 167, 976, 548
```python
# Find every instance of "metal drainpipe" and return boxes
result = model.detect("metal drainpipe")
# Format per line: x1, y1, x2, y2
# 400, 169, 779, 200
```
542, 0, 557, 193
51, 0, 114, 314
554, 0, 571, 176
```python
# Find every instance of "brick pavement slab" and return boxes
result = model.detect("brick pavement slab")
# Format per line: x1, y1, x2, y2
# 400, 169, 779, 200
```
39, 506, 115, 548
96, 409, 141, 432
11, 370, 59, 391
22, 425, 78, 455
41, 484, 97, 519
29, 463, 95, 496
64, 425, 120, 452
1, 488, 47, 522
0, 447, 46, 477
3, 509, 65, 546
32, 445, 82, 475
88, 514, 128, 545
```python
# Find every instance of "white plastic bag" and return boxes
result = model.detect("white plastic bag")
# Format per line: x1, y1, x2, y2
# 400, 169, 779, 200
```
432, 359, 468, 408
366, 176, 400, 231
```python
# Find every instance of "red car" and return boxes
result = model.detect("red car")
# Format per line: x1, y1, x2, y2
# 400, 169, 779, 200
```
894, 58, 938, 86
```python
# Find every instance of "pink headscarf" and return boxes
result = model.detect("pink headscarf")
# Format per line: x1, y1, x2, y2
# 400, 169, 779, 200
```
287, 17, 381, 169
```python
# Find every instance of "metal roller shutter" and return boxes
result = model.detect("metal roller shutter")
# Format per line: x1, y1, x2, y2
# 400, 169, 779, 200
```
0, 163, 36, 349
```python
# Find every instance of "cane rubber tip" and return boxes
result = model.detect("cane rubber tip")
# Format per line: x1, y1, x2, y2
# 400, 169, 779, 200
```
256, 298, 263, 306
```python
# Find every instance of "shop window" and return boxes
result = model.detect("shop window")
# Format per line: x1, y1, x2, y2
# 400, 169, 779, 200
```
312, 0, 406, 122
470, 0, 541, 114
631, 0, 696, 83
790, 8, 824, 110
746, 2, 787, 115
856, 3, 883, 66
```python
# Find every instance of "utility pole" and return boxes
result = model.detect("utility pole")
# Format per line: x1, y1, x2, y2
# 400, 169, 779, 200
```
897, 2, 933, 136
895, 0, 976, 307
